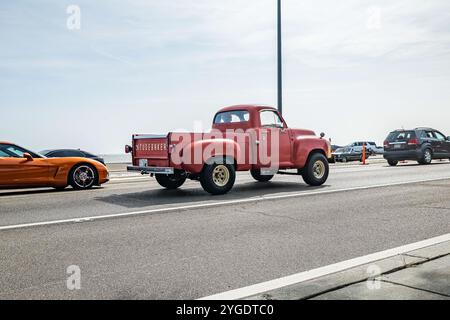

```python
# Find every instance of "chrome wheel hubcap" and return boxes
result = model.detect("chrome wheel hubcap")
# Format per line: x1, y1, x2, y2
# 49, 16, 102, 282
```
313, 160, 325, 179
212, 165, 230, 187
73, 166, 95, 188
425, 151, 432, 163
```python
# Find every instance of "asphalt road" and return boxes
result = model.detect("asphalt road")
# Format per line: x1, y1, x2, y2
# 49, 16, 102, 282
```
1, 160, 450, 299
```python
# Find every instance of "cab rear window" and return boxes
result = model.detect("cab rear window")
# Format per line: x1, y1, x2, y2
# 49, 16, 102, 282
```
214, 111, 249, 124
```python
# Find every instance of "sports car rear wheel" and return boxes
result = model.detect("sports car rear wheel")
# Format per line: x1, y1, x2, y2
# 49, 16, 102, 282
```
69, 164, 97, 190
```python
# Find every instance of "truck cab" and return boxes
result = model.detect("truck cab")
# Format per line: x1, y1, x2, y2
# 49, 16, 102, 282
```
126, 105, 331, 195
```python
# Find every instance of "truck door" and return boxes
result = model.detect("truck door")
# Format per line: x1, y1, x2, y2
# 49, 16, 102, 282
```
258, 110, 292, 168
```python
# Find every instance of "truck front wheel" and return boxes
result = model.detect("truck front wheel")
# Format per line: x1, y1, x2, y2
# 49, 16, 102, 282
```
250, 169, 274, 182
302, 153, 329, 186
200, 163, 236, 195
155, 171, 186, 190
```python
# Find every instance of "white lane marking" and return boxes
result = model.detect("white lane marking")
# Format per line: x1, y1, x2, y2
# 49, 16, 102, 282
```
0, 176, 449, 231
199, 233, 450, 300
110, 176, 146, 181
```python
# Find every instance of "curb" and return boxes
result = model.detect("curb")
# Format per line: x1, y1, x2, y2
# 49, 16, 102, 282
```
244, 240, 450, 300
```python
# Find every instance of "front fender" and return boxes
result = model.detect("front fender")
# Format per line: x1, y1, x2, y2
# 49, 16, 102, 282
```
293, 137, 330, 168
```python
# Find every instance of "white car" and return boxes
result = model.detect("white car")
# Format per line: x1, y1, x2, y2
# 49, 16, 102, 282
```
348, 142, 384, 155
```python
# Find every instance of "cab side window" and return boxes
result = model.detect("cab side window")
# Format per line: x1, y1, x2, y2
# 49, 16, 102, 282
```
260, 110, 283, 128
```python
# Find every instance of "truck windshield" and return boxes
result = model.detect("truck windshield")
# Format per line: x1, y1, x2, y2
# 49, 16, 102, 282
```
214, 111, 249, 124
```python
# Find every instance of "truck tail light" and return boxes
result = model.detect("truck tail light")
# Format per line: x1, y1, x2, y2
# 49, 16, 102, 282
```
408, 138, 419, 146
125, 145, 133, 154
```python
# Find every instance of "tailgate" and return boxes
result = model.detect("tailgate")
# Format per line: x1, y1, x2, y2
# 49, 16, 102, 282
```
132, 134, 170, 167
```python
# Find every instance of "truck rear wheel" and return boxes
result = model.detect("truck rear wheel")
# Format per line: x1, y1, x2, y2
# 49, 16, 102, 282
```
155, 171, 186, 189
200, 163, 236, 195
250, 169, 274, 182
302, 153, 329, 186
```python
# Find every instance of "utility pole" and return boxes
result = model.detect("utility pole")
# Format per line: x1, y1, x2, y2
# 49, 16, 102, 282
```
277, 0, 283, 114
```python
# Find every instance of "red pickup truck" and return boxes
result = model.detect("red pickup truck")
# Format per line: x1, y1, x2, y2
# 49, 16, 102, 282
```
126, 105, 331, 195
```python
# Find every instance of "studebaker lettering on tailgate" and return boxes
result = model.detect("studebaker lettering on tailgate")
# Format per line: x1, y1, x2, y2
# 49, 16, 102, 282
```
135, 143, 167, 152
126, 105, 331, 195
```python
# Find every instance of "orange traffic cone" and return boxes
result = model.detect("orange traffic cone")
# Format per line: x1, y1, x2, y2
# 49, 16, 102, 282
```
362, 145, 366, 165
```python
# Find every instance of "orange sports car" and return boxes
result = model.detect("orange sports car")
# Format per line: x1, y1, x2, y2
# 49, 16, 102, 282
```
0, 142, 109, 190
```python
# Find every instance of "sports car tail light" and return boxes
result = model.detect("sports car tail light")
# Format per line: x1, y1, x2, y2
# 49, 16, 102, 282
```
125, 145, 133, 153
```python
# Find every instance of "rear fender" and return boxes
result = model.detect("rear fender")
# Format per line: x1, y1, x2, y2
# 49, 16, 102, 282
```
180, 139, 242, 173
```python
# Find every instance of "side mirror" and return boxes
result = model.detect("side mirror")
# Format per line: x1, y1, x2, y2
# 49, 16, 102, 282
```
320, 132, 325, 139
23, 153, 33, 161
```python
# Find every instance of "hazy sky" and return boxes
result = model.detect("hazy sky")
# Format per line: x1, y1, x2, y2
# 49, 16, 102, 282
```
2, 0, 450, 153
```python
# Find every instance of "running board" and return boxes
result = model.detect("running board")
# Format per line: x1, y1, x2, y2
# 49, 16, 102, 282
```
277, 169, 303, 176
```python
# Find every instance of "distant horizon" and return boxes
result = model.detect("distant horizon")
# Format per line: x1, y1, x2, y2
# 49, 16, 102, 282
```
6, 119, 438, 155
2, 0, 450, 154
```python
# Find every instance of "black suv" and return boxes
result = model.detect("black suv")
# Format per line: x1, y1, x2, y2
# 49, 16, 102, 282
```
383, 128, 450, 166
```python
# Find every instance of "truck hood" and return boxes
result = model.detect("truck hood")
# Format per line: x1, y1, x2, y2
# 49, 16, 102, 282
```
290, 128, 316, 137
